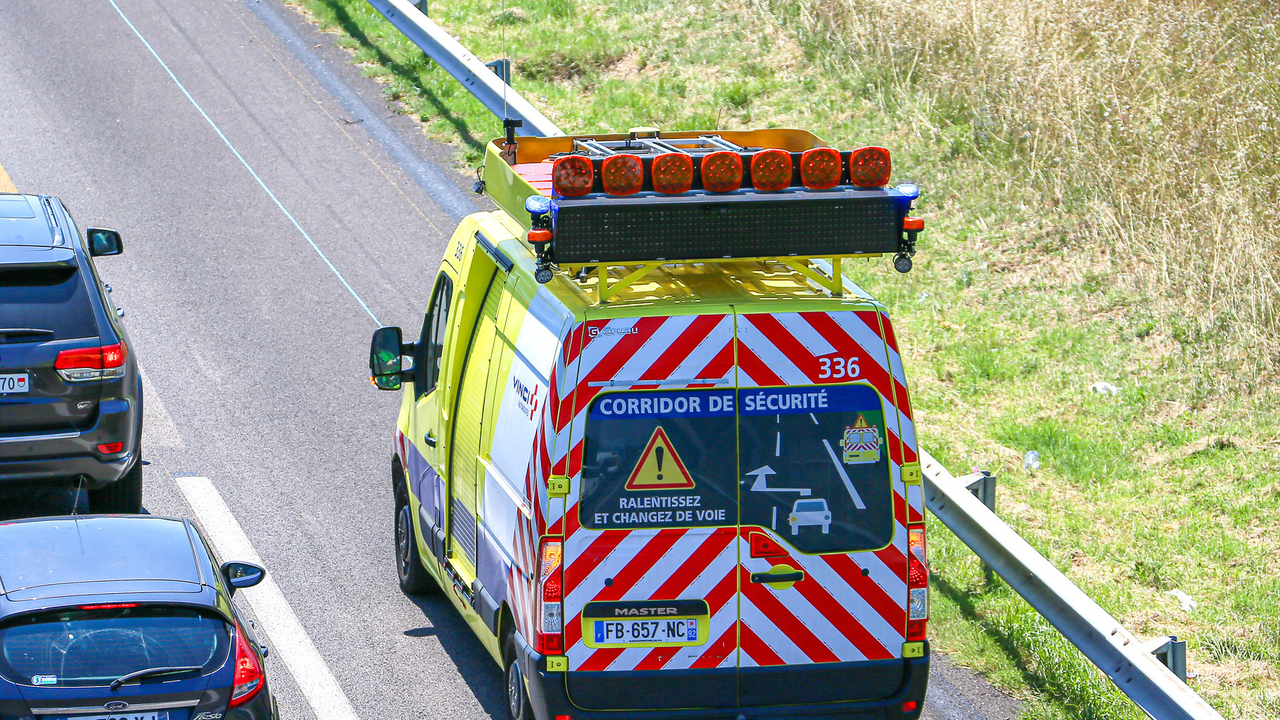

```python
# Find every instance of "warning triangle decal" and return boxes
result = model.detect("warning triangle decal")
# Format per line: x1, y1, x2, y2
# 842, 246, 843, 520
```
625, 426, 696, 491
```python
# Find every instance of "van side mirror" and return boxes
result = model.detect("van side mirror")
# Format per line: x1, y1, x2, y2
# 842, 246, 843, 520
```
370, 326, 403, 391
221, 561, 266, 596
86, 228, 123, 257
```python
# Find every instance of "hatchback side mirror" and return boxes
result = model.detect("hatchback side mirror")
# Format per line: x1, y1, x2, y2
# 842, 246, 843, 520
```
221, 561, 266, 595
370, 326, 404, 391
87, 228, 123, 257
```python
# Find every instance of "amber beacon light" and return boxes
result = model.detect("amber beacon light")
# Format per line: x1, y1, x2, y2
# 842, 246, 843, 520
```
552, 155, 594, 197
601, 154, 644, 196
848, 146, 892, 188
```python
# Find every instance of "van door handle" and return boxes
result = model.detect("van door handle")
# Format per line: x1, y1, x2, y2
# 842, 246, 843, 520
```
425, 431, 437, 447
751, 571, 804, 584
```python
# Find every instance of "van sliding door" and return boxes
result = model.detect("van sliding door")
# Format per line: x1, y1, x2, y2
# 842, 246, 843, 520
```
446, 258, 507, 585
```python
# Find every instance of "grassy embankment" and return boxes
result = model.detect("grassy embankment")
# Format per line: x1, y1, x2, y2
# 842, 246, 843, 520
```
283, 0, 1280, 716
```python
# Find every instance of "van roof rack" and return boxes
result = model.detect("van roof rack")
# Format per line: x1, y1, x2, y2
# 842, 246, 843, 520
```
480, 128, 923, 297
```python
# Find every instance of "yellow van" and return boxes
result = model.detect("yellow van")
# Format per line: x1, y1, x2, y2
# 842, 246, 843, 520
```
369, 128, 930, 720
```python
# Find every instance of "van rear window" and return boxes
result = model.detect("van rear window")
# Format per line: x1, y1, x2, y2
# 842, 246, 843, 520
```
738, 384, 894, 553
0, 267, 96, 341
580, 390, 737, 530
0, 605, 231, 687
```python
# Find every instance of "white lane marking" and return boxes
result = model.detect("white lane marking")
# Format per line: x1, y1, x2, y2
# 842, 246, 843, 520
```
822, 439, 866, 509
175, 476, 360, 720
104, 0, 381, 326
139, 366, 183, 448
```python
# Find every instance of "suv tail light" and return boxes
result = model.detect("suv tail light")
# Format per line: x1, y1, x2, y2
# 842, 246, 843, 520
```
536, 538, 563, 655
55, 343, 127, 382
906, 525, 928, 641
229, 621, 264, 708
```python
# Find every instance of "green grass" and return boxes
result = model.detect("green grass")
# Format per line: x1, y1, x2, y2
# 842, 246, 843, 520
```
281, 0, 1280, 716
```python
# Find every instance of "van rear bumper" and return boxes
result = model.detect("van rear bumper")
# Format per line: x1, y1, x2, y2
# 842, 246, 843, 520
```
515, 635, 929, 720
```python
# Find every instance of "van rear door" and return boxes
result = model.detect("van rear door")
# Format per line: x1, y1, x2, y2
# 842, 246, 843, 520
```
563, 312, 741, 711
562, 307, 914, 710
734, 308, 911, 705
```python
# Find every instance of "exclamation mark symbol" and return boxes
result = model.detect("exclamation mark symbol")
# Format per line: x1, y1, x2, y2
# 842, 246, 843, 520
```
655, 446, 664, 481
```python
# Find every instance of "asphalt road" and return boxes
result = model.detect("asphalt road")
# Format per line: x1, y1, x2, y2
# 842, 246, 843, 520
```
0, 2, 1019, 718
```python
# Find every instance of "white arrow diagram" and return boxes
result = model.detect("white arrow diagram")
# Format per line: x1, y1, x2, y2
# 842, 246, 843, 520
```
745, 465, 812, 496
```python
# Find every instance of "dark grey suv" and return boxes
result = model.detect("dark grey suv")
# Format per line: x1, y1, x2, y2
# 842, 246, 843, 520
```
0, 193, 142, 513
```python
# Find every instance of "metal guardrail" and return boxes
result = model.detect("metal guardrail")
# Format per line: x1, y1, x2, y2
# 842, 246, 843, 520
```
362, 6, 1225, 716
921, 449, 1224, 720
365, 0, 562, 137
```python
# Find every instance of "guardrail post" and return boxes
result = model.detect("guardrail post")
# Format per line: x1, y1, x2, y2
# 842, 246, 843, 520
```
485, 59, 512, 86
959, 470, 997, 583
1143, 636, 1188, 684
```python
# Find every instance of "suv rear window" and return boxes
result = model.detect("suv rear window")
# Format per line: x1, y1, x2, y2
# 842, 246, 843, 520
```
581, 389, 738, 530
0, 605, 231, 687
0, 267, 96, 341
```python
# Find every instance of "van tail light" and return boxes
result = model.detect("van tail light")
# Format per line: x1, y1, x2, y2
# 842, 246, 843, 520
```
906, 525, 928, 641
536, 538, 564, 655
750, 149, 793, 192
700, 151, 743, 193
552, 156, 594, 197
848, 146, 892, 188
56, 343, 127, 382
229, 620, 265, 708
601, 155, 644, 196
651, 153, 693, 195
800, 147, 843, 190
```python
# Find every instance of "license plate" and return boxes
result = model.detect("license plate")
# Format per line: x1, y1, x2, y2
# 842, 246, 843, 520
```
0, 373, 28, 393
591, 617, 701, 647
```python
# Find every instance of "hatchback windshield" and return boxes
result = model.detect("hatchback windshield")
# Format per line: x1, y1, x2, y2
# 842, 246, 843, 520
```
0, 605, 230, 687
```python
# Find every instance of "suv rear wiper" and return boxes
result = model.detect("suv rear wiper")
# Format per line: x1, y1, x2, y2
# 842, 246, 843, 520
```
0, 328, 55, 342
109, 665, 203, 690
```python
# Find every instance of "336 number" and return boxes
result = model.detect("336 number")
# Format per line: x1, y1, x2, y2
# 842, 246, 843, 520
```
818, 356, 860, 379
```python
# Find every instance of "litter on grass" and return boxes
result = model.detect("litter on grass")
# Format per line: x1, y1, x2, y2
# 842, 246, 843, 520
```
1164, 589, 1197, 612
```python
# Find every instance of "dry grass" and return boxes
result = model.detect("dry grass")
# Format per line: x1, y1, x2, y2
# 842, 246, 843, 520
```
759, 0, 1280, 390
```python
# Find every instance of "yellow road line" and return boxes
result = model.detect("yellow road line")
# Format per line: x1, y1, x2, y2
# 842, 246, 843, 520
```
0, 160, 15, 192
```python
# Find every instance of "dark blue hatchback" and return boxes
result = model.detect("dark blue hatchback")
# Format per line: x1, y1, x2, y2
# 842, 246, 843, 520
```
0, 515, 275, 720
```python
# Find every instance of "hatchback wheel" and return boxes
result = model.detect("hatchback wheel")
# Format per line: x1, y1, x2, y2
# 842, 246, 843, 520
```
89, 453, 143, 513
396, 496, 435, 594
